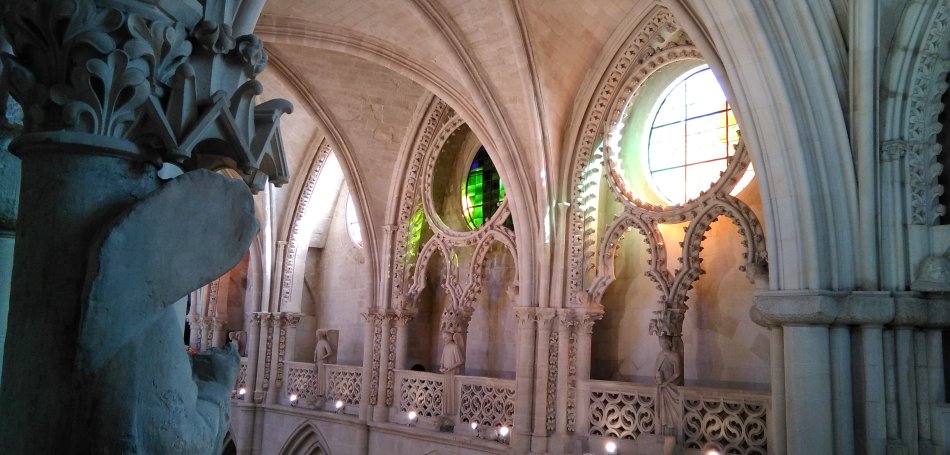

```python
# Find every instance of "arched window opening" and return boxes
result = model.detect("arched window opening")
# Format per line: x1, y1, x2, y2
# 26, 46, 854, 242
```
345, 195, 363, 248
646, 65, 741, 205
462, 147, 505, 230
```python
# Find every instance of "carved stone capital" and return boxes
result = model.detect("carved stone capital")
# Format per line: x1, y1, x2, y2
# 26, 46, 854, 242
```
282, 312, 302, 328
394, 310, 416, 327
649, 307, 686, 337
557, 309, 580, 330
0, 0, 290, 191
360, 309, 381, 324
880, 140, 907, 162
536, 308, 557, 331
580, 310, 603, 335
439, 306, 473, 334
514, 307, 537, 329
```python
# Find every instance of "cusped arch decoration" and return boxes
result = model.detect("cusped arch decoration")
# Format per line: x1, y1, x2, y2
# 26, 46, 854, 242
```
393, 95, 519, 313
460, 228, 519, 307
884, 0, 950, 226
566, 4, 698, 296
279, 422, 330, 455
406, 237, 459, 309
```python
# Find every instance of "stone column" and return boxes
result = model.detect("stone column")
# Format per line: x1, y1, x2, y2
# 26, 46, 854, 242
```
769, 325, 787, 455
0, 149, 161, 453
0, 94, 21, 390
926, 329, 944, 450
359, 310, 379, 421
858, 325, 887, 455
513, 307, 537, 453
830, 325, 854, 455
553, 310, 577, 450
0, 0, 289, 451
573, 311, 602, 439
532, 308, 556, 452
895, 327, 918, 453
783, 325, 834, 455
245, 313, 264, 403
0, 229, 12, 385
394, 311, 413, 371
188, 314, 203, 349
211, 318, 226, 348
374, 312, 393, 422
915, 330, 932, 449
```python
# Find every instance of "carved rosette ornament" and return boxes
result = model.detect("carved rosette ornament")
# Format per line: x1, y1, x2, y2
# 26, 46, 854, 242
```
1, 0, 291, 191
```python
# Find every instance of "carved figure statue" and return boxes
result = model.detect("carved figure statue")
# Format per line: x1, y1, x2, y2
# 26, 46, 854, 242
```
314, 330, 334, 396
439, 331, 464, 422
440, 331, 464, 375
655, 335, 682, 436
228, 330, 247, 357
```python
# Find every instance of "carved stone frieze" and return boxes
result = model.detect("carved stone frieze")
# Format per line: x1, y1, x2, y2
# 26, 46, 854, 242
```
905, 1, 950, 226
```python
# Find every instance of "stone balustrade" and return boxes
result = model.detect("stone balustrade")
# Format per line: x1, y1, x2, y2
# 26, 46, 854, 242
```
584, 379, 769, 454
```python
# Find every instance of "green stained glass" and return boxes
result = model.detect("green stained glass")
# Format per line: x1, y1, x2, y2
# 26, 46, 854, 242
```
463, 146, 505, 230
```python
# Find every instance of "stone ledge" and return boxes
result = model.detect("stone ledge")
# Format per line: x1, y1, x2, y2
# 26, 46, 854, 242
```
752, 290, 950, 327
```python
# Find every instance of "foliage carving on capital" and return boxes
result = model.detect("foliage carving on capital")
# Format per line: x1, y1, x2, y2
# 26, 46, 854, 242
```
439, 306, 473, 334
514, 307, 537, 329
649, 307, 686, 338
193, 20, 234, 54
580, 311, 603, 334
536, 308, 557, 331
1, 0, 290, 192
282, 312, 302, 328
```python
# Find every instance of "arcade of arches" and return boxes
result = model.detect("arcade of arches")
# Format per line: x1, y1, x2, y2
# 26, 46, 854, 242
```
3, 1, 950, 455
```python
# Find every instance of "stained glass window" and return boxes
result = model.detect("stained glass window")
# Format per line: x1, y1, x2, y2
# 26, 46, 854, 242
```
647, 65, 740, 204
462, 147, 505, 230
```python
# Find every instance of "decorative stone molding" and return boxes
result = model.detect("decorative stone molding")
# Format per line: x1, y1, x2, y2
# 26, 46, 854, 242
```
391, 98, 450, 307
906, 141, 946, 225
561, 4, 768, 376
905, 1, 950, 225
545, 329, 558, 434
361, 310, 382, 405
748, 291, 950, 327
1, 0, 290, 191
392, 96, 520, 318
568, 5, 696, 295
279, 142, 333, 308
261, 312, 276, 391
207, 279, 220, 314
386, 319, 397, 406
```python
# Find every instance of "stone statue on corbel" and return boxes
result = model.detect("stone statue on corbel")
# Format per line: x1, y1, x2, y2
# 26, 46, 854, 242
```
310, 329, 338, 406
649, 306, 685, 450
911, 248, 950, 293
437, 306, 472, 429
